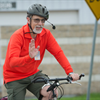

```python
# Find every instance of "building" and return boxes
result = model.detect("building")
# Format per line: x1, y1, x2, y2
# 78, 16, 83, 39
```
0, 0, 100, 26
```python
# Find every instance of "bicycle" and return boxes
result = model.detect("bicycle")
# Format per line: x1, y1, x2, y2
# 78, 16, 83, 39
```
31, 73, 85, 100
0, 73, 84, 100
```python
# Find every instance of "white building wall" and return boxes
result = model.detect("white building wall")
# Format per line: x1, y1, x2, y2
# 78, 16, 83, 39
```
0, 0, 100, 26
0, 12, 27, 26
0, 10, 79, 26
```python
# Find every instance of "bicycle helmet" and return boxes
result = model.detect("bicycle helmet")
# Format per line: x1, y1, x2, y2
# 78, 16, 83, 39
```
27, 4, 49, 20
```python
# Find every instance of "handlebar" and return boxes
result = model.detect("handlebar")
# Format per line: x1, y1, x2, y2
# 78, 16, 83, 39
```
47, 73, 85, 92
32, 73, 85, 83
31, 73, 85, 99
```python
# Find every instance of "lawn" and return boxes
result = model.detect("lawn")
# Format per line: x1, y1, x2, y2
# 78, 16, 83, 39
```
60, 93, 100, 100
25, 93, 100, 100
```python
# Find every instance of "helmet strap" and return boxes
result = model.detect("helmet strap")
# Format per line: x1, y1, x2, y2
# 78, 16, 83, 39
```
28, 16, 36, 34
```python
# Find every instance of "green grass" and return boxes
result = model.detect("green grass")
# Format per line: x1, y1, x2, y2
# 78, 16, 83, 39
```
60, 93, 100, 100
26, 93, 100, 100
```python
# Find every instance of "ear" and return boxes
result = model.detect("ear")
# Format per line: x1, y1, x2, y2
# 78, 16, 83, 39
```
27, 17, 30, 24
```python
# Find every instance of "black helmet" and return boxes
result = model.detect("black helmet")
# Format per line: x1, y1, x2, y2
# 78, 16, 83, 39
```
27, 4, 49, 20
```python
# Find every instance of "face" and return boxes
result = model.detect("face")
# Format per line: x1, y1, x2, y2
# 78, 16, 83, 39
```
27, 15, 45, 34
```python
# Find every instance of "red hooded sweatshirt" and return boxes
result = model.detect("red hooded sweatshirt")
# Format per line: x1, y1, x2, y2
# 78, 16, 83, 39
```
3, 23, 73, 84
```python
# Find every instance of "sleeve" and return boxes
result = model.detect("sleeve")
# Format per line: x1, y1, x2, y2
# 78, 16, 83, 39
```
46, 31, 73, 75
8, 33, 33, 68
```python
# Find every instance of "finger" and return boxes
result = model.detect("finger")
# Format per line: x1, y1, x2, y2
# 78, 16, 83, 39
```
29, 45, 35, 53
31, 39, 35, 45
29, 43, 31, 48
37, 46, 40, 50
29, 42, 34, 49
30, 40, 35, 48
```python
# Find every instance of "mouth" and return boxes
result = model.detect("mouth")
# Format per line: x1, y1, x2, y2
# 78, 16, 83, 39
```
36, 26, 43, 30
36, 27, 42, 30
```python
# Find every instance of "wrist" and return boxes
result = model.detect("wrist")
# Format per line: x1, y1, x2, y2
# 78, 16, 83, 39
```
68, 72, 74, 76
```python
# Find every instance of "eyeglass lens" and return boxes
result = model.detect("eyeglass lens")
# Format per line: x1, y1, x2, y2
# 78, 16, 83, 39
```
33, 19, 45, 23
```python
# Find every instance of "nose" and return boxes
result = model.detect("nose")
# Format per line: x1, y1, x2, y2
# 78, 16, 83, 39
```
38, 20, 43, 25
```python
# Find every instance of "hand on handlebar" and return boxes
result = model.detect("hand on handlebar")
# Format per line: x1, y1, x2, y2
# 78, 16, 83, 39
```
69, 73, 79, 81
69, 73, 85, 81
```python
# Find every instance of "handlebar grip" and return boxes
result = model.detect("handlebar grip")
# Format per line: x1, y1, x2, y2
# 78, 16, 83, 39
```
79, 73, 85, 80
67, 76, 73, 83
68, 76, 73, 80
68, 73, 85, 82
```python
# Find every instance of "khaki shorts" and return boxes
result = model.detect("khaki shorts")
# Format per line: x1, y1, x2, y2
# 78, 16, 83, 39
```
5, 71, 49, 100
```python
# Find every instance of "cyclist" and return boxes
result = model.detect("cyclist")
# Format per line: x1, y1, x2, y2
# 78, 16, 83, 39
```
3, 4, 79, 100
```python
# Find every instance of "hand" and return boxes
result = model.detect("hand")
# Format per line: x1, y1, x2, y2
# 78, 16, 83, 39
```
29, 39, 40, 58
69, 73, 79, 81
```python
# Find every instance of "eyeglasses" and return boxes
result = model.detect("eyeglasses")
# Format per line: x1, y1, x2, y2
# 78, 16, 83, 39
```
32, 18, 45, 23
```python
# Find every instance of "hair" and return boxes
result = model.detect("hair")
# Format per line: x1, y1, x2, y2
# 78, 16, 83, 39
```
27, 13, 32, 18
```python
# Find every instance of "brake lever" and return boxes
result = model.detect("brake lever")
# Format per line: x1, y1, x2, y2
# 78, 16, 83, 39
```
67, 76, 81, 85
67, 73, 85, 84
71, 81, 82, 85
71, 73, 85, 85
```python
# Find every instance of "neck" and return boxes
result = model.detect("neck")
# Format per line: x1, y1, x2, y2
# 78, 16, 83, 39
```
29, 28, 37, 38
31, 32, 37, 39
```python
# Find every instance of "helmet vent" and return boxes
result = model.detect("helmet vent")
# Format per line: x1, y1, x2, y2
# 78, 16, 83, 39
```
42, 8, 44, 13
46, 11, 48, 14
39, 4, 42, 6
36, 7, 40, 12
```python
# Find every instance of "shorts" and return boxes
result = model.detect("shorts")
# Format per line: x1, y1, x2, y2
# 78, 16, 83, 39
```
4, 70, 49, 100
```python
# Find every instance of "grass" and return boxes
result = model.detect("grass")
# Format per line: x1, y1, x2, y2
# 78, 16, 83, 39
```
25, 93, 100, 100
60, 93, 100, 100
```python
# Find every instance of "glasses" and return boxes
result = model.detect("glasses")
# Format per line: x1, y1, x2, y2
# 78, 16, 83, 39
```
32, 18, 45, 23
